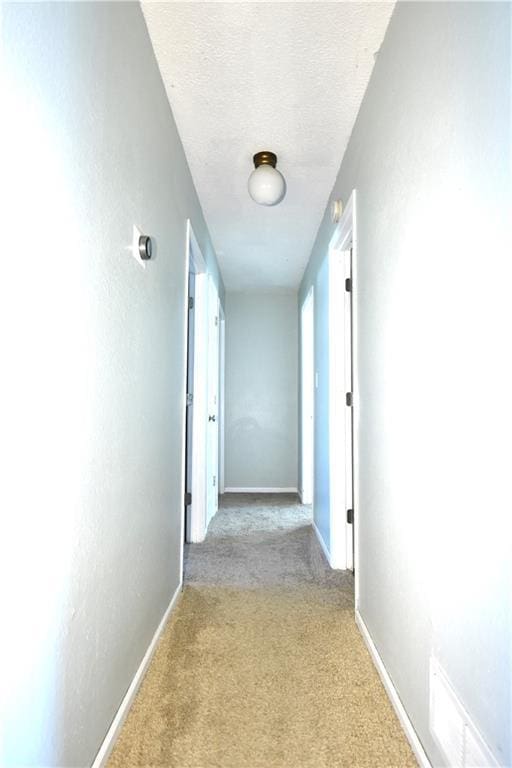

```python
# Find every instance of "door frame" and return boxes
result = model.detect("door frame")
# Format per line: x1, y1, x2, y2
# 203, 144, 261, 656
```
218, 304, 226, 495
300, 287, 315, 505
328, 190, 358, 576
182, 220, 209, 544
206, 275, 220, 525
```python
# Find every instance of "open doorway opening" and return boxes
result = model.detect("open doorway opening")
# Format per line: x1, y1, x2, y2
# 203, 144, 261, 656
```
300, 288, 314, 505
218, 305, 225, 495
184, 268, 196, 541
206, 276, 220, 527
183, 220, 220, 544
328, 191, 356, 572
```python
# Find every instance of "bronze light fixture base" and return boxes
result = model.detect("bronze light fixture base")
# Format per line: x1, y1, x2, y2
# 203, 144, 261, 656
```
253, 151, 277, 169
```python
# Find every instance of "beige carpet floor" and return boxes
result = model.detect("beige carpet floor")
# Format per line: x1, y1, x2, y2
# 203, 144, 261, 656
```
108, 495, 417, 768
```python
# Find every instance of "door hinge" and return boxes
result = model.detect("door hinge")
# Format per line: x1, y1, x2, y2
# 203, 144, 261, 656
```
347, 508, 354, 524
345, 277, 352, 292
186, 393, 193, 407
184, 491, 192, 506
213, 475, 216, 487
188, 297, 194, 310
215, 316, 219, 326
346, 392, 353, 407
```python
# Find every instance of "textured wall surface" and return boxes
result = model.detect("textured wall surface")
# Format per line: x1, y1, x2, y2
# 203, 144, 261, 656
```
142, 2, 394, 291
225, 293, 298, 490
300, 3, 511, 765
2, 3, 222, 766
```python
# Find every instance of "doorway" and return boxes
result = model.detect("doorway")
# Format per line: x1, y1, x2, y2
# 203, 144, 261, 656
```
300, 288, 314, 506
328, 191, 356, 572
206, 276, 220, 526
183, 220, 220, 544
218, 305, 226, 494
184, 269, 196, 541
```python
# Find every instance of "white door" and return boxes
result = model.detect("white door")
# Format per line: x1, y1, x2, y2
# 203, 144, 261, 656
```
184, 271, 195, 541
206, 276, 219, 524
328, 243, 354, 569
184, 221, 210, 543
344, 248, 354, 571
327, 191, 356, 571
218, 306, 226, 494
301, 290, 314, 505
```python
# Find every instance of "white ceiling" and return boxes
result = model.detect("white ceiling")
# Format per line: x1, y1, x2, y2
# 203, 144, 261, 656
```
142, 2, 395, 292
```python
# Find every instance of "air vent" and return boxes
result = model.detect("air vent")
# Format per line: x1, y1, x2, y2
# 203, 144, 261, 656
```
430, 660, 464, 766
429, 659, 499, 768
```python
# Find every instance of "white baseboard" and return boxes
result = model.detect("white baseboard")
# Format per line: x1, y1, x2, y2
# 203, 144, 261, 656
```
355, 610, 432, 768
299, 488, 313, 505
312, 520, 333, 568
223, 487, 298, 493
91, 582, 182, 768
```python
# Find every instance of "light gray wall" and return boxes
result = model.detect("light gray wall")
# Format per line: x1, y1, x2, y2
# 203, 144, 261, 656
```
2, 3, 223, 766
300, 2, 511, 766
225, 292, 298, 490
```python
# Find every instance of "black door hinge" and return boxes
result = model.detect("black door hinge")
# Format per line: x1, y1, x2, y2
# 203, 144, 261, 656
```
184, 491, 192, 506
188, 297, 194, 310
345, 277, 352, 292
347, 509, 354, 524
346, 392, 353, 407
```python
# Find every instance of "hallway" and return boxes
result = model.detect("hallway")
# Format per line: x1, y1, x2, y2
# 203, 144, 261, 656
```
4, 3, 510, 765
107, 496, 416, 767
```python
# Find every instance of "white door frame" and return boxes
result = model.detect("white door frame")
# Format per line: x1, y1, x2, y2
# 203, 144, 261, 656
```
218, 304, 226, 495
328, 190, 357, 572
206, 276, 220, 525
183, 220, 210, 543
300, 287, 315, 505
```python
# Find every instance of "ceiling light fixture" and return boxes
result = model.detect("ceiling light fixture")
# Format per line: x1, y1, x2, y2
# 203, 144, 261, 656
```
248, 151, 286, 206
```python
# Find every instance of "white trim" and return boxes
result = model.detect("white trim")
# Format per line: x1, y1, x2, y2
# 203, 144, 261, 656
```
187, 219, 207, 274
185, 220, 209, 544
206, 275, 220, 525
179, 221, 191, 581
328, 248, 346, 569
92, 584, 182, 768
350, 193, 360, 608
313, 520, 332, 567
190, 272, 208, 542
218, 305, 225, 495
300, 287, 315, 507
355, 610, 432, 768
328, 190, 357, 571
343, 247, 354, 571
223, 487, 298, 494
330, 191, 356, 253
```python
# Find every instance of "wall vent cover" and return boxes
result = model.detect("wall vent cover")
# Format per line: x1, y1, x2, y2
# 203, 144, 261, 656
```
429, 658, 499, 768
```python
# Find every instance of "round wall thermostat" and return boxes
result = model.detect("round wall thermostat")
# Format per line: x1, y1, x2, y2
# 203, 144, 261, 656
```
330, 199, 343, 224
138, 235, 153, 260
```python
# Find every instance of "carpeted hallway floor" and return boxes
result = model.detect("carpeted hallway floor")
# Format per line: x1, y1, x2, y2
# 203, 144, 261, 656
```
108, 494, 417, 767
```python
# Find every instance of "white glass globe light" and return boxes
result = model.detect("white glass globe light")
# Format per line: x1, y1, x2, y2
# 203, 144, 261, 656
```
248, 152, 286, 206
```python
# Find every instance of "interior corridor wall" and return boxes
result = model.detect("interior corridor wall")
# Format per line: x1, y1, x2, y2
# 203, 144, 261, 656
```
299, 3, 511, 766
225, 292, 298, 491
2, 3, 224, 766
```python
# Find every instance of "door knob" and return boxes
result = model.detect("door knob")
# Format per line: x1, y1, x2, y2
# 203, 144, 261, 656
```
209, 415, 216, 422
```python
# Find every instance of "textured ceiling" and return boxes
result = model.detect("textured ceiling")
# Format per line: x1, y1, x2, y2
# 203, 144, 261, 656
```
142, 2, 395, 291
